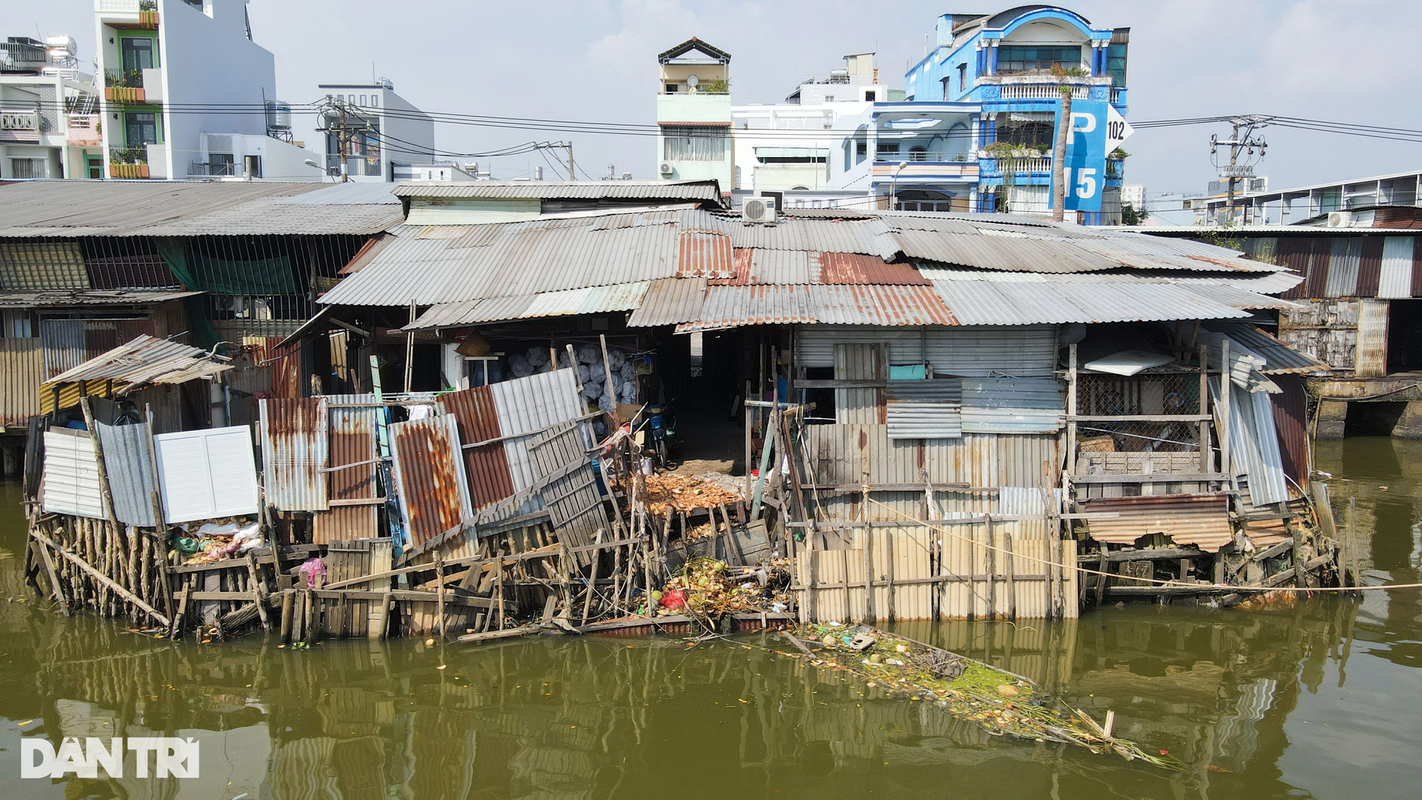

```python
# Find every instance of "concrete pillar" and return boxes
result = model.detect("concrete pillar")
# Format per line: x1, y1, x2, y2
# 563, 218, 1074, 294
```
1315, 399, 1349, 439
1394, 401, 1422, 438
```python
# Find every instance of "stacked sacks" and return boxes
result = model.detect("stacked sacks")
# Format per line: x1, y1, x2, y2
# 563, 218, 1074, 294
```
506, 343, 644, 411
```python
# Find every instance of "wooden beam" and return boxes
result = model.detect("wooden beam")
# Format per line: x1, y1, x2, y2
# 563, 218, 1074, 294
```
33, 529, 169, 627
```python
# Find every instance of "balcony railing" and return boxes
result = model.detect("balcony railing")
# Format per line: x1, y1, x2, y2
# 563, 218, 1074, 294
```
0, 40, 48, 73
0, 109, 39, 131
105, 68, 144, 88
190, 160, 236, 177
96, 0, 157, 13
996, 84, 1091, 100
874, 152, 974, 164
982, 156, 1053, 174
110, 145, 148, 165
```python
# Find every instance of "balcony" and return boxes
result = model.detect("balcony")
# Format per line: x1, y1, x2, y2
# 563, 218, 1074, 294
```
0, 110, 41, 143
980, 155, 1053, 176
109, 145, 148, 178
65, 114, 102, 146
975, 74, 1113, 104
871, 158, 979, 181
104, 69, 146, 103
96, 0, 160, 29
0, 39, 48, 73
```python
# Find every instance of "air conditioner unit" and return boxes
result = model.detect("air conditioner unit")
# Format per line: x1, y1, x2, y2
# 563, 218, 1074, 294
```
1327, 211, 1353, 228
742, 195, 777, 225
658, 162, 675, 175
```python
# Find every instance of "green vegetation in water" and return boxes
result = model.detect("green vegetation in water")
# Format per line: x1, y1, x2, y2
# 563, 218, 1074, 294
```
789, 624, 1183, 771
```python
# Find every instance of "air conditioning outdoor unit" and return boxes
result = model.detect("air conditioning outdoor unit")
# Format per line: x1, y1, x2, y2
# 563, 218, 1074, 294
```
1327, 211, 1353, 228
658, 162, 675, 175
742, 195, 777, 225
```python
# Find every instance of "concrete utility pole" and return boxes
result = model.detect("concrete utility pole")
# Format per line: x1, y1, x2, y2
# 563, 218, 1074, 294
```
532, 141, 576, 180
1211, 115, 1270, 224
1051, 87, 1073, 222
316, 96, 374, 182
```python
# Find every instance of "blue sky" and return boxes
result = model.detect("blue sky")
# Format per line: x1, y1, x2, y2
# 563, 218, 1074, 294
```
14, 0, 1422, 203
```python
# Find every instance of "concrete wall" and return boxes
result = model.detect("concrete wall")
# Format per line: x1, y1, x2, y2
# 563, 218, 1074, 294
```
380, 88, 434, 174
158, 0, 276, 179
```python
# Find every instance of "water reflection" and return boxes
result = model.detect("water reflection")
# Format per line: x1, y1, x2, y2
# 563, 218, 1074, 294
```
1, 436, 1420, 800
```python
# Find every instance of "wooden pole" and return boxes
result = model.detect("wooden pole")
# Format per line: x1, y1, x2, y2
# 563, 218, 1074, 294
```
1004, 529, 1016, 620
33, 528, 168, 627
435, 554, 447, 639
599, 334, 618, 428
246, 554, 270, 631
403, 300, 417, 393
860, 486, 874, 623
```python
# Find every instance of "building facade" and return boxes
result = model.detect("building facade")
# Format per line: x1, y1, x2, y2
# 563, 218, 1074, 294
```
655, 39, 733, 193
905, 6, 1129, 222
0, 36, 102, 179
318, 80, 435, 181
1198, 169, 1422, 227
94, 0, 313, 180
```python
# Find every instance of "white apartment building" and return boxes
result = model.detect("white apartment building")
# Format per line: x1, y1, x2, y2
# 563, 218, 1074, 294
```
318, 81, 434, 181
95, 0, 317, 180
0, 36, 102, 179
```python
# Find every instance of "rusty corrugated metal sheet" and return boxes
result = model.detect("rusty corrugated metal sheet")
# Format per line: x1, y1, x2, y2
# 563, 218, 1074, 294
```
389, 414, 473, 548
1082, 493, 1233, 552
259, 398, 329, 512
1276, 237, 1312, 301
1304, 238, 1331, 298
678, 285, 816, 331
1324, 238, 1361, 298
1271, 376, 1309, 486
677, 229, 734, 278
812, 284, 958, 326
437, 386, 516, 509
625, 277, 706, 327
392, 180, 722, 202
817, 252, 928, 285
1355, 299, 1388, 378
313, 394, 380, 544
1356, 237, 1384, 297
0, 338, 43, 427
708, 247, 753, 286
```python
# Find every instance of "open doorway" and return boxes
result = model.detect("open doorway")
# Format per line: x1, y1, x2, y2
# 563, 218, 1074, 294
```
1387, 300, 1422, 373
1345, 401, 1407, 436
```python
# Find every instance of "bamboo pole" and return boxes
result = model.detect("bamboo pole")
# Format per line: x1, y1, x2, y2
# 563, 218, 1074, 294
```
33, 528, 168, 628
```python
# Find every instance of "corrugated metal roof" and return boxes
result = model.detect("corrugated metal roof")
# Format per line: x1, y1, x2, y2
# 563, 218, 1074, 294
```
393, 180, 723, 202
1204, 323, 1327, 374
677, 229, 735, 277
676, 284, 956, 330
93, 415, 158, 528
626, 277, 706, 327
1082, 493, 1234, 552
0, 180, 402, 237
272, 182, 400, 205
885, 379, 962, 439
259, 398, 329, 512
44, 334, 232, 388
0, 290, 198, 308
960, 377, 1064, 433
898, 230, 1119, 273
817, 252, 929, 285
931, 279, 1252, 325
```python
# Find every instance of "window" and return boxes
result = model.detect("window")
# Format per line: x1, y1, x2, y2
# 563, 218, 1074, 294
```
957, 63, 967, 92
864, 90, 876, 102
125, 112, 159, 145
1106, 43, 1127, 86
665, 82, 678, 93
663, 126, 725, 161
209, 153, 234, 176
997, 45, 1081, 74
120, 37, 155, 72
359, 94, 368, 106
10, 158, 45, 179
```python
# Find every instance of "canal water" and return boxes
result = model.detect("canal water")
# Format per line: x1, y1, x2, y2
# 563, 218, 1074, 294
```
0, 438, 1418, 799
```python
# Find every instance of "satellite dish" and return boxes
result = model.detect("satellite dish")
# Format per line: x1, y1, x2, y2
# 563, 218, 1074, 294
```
686, 74, 700, 87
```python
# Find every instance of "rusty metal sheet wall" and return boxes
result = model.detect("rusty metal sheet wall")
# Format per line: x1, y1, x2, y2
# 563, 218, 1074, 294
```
1081, 493, 1233, 552
1271, 376, 1309, 486
389, 414, 473, 548
259, 398, 329, 512
436, 385, 515, 510
313, 394, 381, 545
93, 417, 157, 528
1324, 237, 1361, 298
1357, 237, 1384, 297
1304, 238, 1331, 298
0, 337, 42, 426
1355, 299, 1389, 378
1275, 237, 1312, 301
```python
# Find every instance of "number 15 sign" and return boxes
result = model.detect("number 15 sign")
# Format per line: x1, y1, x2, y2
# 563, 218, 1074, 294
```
1058, 100, 1133, 213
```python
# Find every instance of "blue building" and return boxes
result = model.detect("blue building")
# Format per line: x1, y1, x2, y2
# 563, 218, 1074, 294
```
902, 6, 1130, 223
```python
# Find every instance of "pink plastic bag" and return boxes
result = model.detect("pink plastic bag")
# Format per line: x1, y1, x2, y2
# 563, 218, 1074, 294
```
298, 557, 327, 589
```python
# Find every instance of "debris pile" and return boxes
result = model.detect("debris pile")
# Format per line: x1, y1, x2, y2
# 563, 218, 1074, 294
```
639, 474, 742, 516
781, 624, 1182, 770
654, 557, 790, 618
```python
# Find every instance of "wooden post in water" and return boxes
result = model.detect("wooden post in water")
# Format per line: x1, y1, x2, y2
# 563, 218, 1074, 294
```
1004, 529, 1016, 620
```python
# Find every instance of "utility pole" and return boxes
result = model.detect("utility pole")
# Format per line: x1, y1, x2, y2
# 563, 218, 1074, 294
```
1051, 86, 1073, 222
532, 141, 575, 180
1211, 115, 1270, 224
567, 142, 575, 182
316, 96, 374, 182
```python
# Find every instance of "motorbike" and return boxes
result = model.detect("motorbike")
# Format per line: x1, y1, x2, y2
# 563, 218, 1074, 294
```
645, 401, 678, 470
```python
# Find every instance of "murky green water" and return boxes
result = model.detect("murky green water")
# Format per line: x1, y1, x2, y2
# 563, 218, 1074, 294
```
1, 438, 1418, 799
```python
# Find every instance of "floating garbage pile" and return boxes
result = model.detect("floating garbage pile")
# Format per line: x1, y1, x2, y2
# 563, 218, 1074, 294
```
777, 624, 1182, 770
650, 557, 791, 620
171, 520, 266, 566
